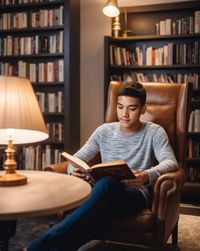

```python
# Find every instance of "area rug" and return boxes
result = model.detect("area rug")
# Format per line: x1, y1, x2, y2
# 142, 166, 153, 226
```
9, 214, 200, 251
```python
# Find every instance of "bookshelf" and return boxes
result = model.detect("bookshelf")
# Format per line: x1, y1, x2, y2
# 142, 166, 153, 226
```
104, 0, 200, 201
0, 0, 80, 170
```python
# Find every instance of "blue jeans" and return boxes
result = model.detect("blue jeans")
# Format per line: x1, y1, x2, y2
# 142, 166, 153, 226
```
27, 177, 147, 251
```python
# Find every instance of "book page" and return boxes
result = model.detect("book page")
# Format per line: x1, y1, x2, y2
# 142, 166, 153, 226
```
92, 159, 126, 168
61, 152, 90, 170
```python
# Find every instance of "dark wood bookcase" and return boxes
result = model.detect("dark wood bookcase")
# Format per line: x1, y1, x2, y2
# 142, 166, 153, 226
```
0, 0, 80, 170
104, 0, 200, 202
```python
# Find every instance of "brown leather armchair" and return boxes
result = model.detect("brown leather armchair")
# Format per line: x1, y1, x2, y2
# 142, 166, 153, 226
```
45, 81, 192, 250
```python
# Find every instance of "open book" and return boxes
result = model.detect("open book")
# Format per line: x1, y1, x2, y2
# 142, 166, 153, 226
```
61, 152, 135, 181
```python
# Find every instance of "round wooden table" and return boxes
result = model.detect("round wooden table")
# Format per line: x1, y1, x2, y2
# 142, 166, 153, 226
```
0, 170, 91, 219
0, 170, 91, 250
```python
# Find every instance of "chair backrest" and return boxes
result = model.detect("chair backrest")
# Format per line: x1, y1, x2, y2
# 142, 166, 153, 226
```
105, 81, 192, 168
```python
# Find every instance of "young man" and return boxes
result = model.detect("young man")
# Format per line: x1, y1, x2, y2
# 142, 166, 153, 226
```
26, 82, 178, 251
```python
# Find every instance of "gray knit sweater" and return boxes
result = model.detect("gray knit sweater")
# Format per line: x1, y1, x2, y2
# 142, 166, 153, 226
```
68, 121, 178, 206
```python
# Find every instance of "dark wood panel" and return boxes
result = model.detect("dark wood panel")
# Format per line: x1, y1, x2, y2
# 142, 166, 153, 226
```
64, 0, 80, 153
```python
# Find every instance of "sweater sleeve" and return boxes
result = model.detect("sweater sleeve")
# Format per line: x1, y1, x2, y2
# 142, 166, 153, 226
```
145, 126, 178, 185
67, 126, 101, 174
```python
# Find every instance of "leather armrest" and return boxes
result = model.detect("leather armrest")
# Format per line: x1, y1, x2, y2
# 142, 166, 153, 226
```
152, 168, 186, 220
43, 161, 68, 173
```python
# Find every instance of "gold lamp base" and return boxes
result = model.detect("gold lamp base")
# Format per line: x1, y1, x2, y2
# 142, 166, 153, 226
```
0, 172, 27, 186
0, 137, 27, 187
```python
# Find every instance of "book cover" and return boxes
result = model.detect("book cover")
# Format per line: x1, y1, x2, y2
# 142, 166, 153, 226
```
61, 152, 136, 181
195, 11, 200, 33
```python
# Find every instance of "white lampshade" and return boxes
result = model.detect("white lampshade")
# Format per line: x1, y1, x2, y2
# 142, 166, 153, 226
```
0, 76, 49, 186
103, 0, 120, 17
0, 76, 49, 144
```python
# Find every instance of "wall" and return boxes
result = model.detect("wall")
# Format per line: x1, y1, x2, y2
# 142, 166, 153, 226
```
80, 0, 110, 145
80, 0, 193, 145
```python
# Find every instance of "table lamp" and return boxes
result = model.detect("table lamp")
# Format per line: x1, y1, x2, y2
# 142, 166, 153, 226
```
103, 1, 132, 37
103, 0, 120, 17
0, 76, 49, 186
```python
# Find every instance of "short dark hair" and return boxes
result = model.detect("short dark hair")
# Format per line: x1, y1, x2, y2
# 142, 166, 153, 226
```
117, 82, 146, 106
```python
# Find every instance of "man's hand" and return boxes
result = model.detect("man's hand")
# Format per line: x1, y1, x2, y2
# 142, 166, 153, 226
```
70, 165, 95, 185
121, 171, 149, 188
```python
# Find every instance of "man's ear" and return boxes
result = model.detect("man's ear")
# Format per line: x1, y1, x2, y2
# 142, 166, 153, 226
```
141, 105, 146, 114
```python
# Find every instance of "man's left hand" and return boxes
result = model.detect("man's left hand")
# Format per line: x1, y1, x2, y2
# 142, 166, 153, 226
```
121, 171, 149, 188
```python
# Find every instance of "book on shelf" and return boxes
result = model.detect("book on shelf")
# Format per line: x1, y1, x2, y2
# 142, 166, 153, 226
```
194, 11, 200, 33
23, 145, 62, 170
156, 16, 194, 36
109, 40, 200, 68
188, 138, 200, 158
111, 71, 199, 88
188, 109, 200, 132
194, 109, 200, 132
188, 111, 194, 132
185, 166, 200, 182
61, 152, 136, 181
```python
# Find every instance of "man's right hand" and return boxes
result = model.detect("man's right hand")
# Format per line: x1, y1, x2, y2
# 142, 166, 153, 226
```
71, 166, 95, 185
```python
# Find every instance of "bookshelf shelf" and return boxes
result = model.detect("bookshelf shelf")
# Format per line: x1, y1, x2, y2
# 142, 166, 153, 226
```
0, 0, 80, 171
0, 54, 64, 59
192, 89, 200, 94
110, 65, 200, 70
104, 0, 200, 201
191, 100, 200, 108
186, 158, 200, 162
44, 112, 65, 117
109, 33, 200, 41
185, 182, 200, 188
188, 132, 200, 137
33, 82, 64, 86
0, 26, 64, 34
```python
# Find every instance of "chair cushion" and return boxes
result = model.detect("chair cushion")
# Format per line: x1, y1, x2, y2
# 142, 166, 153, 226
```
109, 209, 156, 232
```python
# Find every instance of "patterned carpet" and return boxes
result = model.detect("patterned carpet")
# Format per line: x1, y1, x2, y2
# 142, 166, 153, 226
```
9, 214, 200, 251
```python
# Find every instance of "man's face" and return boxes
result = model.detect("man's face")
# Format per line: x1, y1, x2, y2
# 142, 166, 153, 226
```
117, 95, 146, 133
